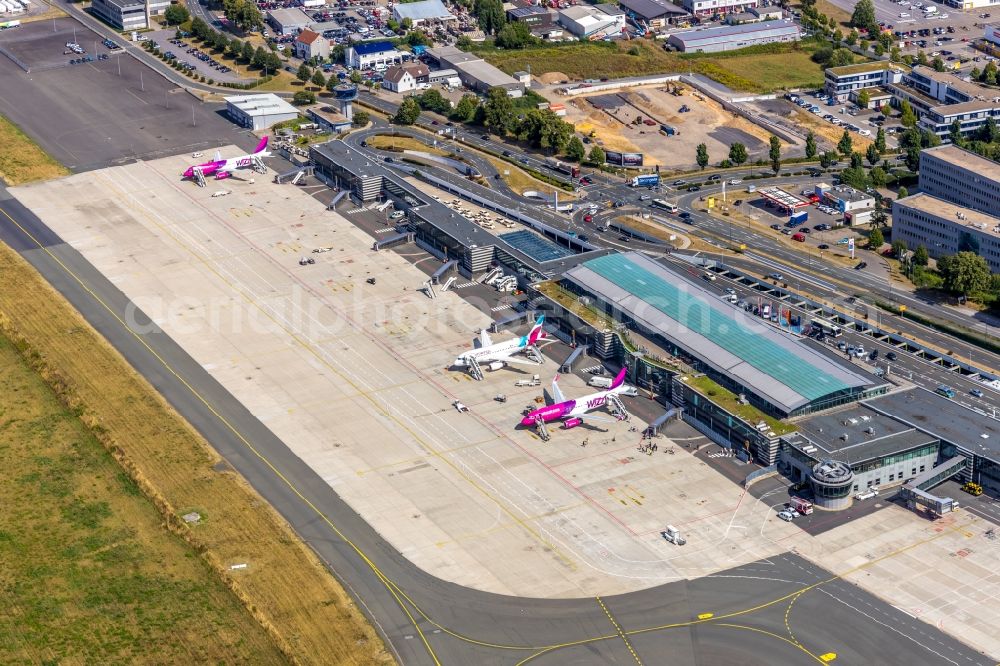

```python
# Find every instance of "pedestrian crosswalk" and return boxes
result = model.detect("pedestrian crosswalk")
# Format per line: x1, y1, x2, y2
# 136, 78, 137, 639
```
491, 302, 514, 313
373, 227, 396, 234
453, 281, 478, 289
581, 365, 603, 374
345, 203, 384, 215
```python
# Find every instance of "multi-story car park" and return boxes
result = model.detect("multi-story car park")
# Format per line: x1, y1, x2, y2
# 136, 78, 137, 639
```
824, 61, 907, 102
893, 192, 1000, 272
666, 19, 801, 53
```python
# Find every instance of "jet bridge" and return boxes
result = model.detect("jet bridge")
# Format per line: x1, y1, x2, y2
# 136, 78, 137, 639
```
431, 260, 458, 285
899, 456, 966, 517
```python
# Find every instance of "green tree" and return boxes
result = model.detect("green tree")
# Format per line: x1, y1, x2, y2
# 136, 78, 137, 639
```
971, 66, 982, 81
326, 75, 339, 93
938, 252, 992, 296
401, 17, 413, 31
916, 50, 929, 66
837, 130, 853, 156
913, 244, 929, 266
897, 185, 909, 199
932, 56, 946, 72
729, 142, 748, 166
311, 69, 326, 89
899, 99, 917, 128
241, 40, 255, 63
588, 145, 605, 165
393, 96, 421, 125
851, 0, 876, 31
482, 87, 515, 135
769, 135, 781, 174
949, 119, 964, 145
451, 93, 479, 122
292, 90, 316, 105
296, 63, 312, 84
865, 142, 880, 167
845, 29, 858, 46
805, 130, 817, 160
349, 69, 363, 84
495, 21, 532, 49
870, 165, 887, 187
986, 61, 999, 86
251, 45, 267, 69
820, 150, 837, 168
475, 0, 506, 35
829, 48, 855, 67
832, 28, 843, 43
880, 102, 892, 117
418, 88, 451, 114
868, 227, 884, 250
891, 239, 908, 257
164, 3, 190, 25
890, 46, 901, 62
566, 135, 585, 162
979, 116, 999, 143
856, 89, 871, 109
871, 204, 888, 229
875, 127, 887, 154
850, 151, 864, 169
696, 143, 709, 170
228, 38, 242, 58
352, 110, 370, 127
839, 164, 869, 189
223, 0, 263, 32
190, 16, 208, 38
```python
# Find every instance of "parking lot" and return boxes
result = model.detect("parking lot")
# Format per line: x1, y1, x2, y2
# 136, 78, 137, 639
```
143, 29, 251, 84
0, 18, 256, 171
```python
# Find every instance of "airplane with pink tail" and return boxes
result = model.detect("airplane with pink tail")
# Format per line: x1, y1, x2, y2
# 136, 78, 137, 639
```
520, 368, 630, 430
453, 315, 546, 376
182, 136, 270, 181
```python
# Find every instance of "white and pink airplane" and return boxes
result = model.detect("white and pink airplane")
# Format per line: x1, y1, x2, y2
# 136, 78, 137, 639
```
453, 315, 546, 375
183, 136, 270, 181
520, 368, 631, 430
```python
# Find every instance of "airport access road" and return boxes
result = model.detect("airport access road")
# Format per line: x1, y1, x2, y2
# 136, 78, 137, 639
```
0, 187, 992, 666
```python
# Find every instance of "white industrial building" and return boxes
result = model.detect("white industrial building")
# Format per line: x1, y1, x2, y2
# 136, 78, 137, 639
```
392, 0, 456, 27
266, 7, 313, 35
346, 40, 406, 70
225, 94, 299, 131
90, 0, 147, 30
667, 19, 800, 52
558, 4, 626, 38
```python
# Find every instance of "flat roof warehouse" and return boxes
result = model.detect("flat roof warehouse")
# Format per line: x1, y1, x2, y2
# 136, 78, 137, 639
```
563, 252, 873, 414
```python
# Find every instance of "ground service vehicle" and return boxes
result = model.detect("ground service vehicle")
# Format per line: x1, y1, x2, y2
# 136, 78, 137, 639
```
962, 482, 983, 496
629, 174, 660, 187
790, 497, 813, 515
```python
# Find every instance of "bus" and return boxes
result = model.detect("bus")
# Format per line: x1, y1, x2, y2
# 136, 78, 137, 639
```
651, 199, 678, 213
810, 317, 843, 338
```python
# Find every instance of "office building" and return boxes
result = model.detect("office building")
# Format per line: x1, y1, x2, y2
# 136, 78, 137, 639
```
90, 0, 147, 30
892, 193, 1000, 272
918, 144, 1000, 218
823, 61, 906, 101
667, 19, 800, 52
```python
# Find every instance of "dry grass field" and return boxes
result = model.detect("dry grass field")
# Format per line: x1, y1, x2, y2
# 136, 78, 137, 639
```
0, 334, 288, 664
0, 239, 389, 664
483, 154, 578, 199
0, 114, 69, 185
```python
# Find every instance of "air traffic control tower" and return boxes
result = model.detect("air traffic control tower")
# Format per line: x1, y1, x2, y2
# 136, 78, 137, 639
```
333, 83, 358, 121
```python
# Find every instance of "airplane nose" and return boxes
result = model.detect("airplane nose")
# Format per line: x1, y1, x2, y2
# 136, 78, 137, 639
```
520, 415, 535, 427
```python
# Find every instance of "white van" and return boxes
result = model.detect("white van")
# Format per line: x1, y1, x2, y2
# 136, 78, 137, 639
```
899, 11, 910, 17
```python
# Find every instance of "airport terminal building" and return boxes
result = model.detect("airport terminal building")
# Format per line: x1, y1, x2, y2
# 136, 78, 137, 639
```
536, 252, 883, 464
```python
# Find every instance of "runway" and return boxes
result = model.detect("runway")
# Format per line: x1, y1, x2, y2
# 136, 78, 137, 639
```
0, 187, 992, 665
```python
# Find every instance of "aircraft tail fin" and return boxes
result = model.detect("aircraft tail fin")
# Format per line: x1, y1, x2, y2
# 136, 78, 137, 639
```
254, 136, 269, 154
551, 374, 566, 405
213, 149, 222, 162
526, 314, 545, 345
609, 367, 627, 390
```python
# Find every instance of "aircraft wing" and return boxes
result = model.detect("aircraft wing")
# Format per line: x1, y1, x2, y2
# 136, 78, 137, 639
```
503, 355, 543, 366
551, 374, 566, 405
576, 413, 617, 424
479, 329, 493, 348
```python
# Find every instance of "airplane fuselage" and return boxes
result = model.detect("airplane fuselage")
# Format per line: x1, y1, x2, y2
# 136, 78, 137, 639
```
454, 340, 524, 367
520, 386, 627, 426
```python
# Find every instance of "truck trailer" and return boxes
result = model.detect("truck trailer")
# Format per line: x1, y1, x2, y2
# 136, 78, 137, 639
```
629, 174, 660, 188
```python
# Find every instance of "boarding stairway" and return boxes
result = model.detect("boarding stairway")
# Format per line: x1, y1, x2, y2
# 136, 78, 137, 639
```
607, 393, 630, 421
192, 167, 207, 188
440, 276, 456, 292
523, 345, 544, 365
480, 267, 503, 285
534, 416, 551, 442
467, 356, 485, 381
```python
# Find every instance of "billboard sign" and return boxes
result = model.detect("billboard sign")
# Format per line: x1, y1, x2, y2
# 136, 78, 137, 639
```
605, 151, 644, 167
